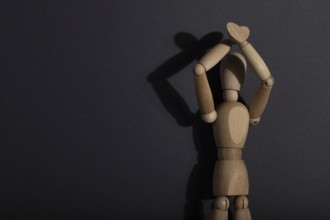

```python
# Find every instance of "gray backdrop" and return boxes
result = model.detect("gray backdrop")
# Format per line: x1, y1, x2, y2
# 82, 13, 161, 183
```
1, 1, 329, 219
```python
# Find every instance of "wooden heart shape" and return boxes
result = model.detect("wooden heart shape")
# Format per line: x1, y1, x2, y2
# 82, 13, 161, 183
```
226, 22, 250, 45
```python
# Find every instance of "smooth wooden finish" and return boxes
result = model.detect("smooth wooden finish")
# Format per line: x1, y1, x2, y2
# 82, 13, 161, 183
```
211, 209, 228, 220
213, 102, 249, 149
194, 63, 206, 76
233, 209, 251, 220
217, 148, 242, 160
194, 67, 216, 123
249, 80, 273, 125
213, 160, 249, 196
233, 196, 251, 220
198, 41, 231, 71
240, 43, 271, 81
220, 53, 246, 91
222, 90, 238, 102
227, 22, 272, 81
227, 22, 250, 46
201, 111, 217, 123
193, 21, 274, 220
212, 197, 229, 220
235, 196, 249, 209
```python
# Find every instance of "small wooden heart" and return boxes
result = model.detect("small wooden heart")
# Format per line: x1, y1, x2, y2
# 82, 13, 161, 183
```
226, 22, 250, 44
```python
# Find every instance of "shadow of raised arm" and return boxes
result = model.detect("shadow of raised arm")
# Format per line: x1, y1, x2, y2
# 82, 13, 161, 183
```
147, 32, 223, 127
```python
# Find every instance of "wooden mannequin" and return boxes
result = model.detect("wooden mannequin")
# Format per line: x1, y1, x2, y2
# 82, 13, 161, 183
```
193, 22, 274, 220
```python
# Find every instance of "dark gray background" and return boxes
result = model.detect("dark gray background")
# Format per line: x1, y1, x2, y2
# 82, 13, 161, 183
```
1, 1, 329, 219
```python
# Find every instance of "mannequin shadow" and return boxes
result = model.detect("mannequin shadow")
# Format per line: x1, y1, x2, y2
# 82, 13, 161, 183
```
147, 32, 248, 220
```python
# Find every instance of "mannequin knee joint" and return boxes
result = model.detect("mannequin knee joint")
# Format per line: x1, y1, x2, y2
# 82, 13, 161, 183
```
214, 197, 229, 211
235, 196, 249, 209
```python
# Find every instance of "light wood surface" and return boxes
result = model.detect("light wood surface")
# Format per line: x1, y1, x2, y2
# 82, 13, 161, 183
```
193, 70, 217, 123
226, 22, 250, 46
193, 21, 274, 220
233, 209, 251, 220
212, 197, 229, 220
211, 209, 228, 220
220, 53, 246, 91
233, 196, 251, 220
249, 80, 274, 125
213, 102, 249, 149
240, 43, 271, 81
217, 148, 242, 160
213, 160, 249, 196
222, 90, 238, 102
199, 41, 231, 71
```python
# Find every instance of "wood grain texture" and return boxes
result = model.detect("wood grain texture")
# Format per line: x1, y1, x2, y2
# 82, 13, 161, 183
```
199, 42, 231, 71
233, 209, 251, 220
194, 72, 216, 123
193, 22, 275, 220
233, 197, 251, 220
217, 148, 242, 160
213, 102, 249, 149
213, 160, 249, 196
220, 53, 246, 91
226, 22, 250, 46
249, 81, 273, 124
211, 209, 228, 220
212, 196, 229, 220
240, 43, 271, 81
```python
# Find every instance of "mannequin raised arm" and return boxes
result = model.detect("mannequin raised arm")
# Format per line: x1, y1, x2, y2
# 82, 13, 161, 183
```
193, 40, 232, 123
227, 22, 275, 125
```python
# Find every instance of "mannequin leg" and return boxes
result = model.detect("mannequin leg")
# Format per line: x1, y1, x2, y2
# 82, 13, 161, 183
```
233, 196, 251, 220
211, 196, 229, 220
